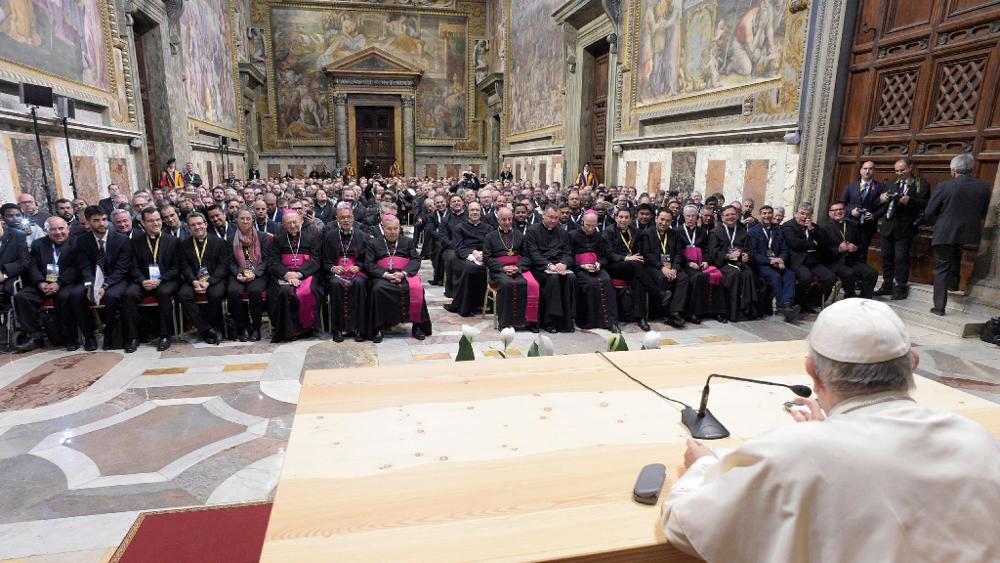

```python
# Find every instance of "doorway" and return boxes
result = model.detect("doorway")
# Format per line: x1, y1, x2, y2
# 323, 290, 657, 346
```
132, 18, 160, 187
355, 106, 396, 178
582, 40, 610, 183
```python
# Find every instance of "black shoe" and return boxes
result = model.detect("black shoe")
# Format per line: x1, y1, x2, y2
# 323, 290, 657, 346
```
891, 286, 908, 301
685, 314, 702, 325
930, 307, 945, 316
16, 335, 44, 352
875, 283, 894, 296
203, 330, 220, 345
372, 330, 384, 343
238, 328, 248, 343
102, 332, 114, 351
354, 332, 366, 342
250, 327, 262, 342
124, 338, 138, 353
638, 318, 651, 332
716, 314, 729, 324
65, 340, 80, 352
778, 304, 801, 323
331, 330, 344, 343
84, 335, 98, 352
156, 336, 171, 351
545, 325, 558, 334
528, 323, 539, 333
666, 313, 686, 329
412, 326, 426, 340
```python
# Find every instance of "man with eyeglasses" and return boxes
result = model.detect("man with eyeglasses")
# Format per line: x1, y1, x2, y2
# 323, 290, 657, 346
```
821, 203, 877, 299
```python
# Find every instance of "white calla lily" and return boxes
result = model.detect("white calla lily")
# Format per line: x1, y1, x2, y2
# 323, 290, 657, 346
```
538, 334, 555, 356
461, 324, 480, 343
499, 327, 516, 349
642, 331, 662, 350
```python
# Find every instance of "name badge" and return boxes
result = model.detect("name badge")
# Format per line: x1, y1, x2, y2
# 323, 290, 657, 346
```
242, 269, 253, 278
197, 266, 209, 281
148, 265, 161, 280
46, 263, 59, 283
660, 254, 672, 269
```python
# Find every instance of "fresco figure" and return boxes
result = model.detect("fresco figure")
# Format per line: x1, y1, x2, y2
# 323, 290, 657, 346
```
725, 0, 779, 76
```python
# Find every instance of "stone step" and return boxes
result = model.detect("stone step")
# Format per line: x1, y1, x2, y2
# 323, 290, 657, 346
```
899, 284, 971, 313
885, 299, 990, 338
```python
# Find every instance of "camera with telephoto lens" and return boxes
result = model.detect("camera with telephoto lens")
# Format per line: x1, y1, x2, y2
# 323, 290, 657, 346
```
858, 207, 869, 224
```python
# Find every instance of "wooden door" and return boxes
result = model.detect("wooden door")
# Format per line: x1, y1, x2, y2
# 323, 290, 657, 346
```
355, 107, 396, 178
590, 52, 609, 183
133, 31, 159, 187
832, 0, 1000, 286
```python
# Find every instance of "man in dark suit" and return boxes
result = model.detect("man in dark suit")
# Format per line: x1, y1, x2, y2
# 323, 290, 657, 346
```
924, 153, 992, 314
876, 158, 930, 300
98, 184, 123, 217
782, 202, 836, 314
123, 207, 180, 352
749, 205, 799, 322
839, 160, 886, 258
159, 203, 190, 241
177, 212, 228, 344
821, 202, 877, 299
14, 216, 80, 351
73, 206, 132, 351
205, 204, 237, 242
183, 162, 203, 188
251, 200, 279, 236
0, 215, 30, 312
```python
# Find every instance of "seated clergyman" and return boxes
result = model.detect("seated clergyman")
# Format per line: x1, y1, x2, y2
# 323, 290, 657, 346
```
661, 298, 1000, 561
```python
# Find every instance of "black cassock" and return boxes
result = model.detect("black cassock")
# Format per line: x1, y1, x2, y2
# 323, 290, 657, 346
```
569, 229, 617, 329
676, 225, 726, 317
523, 223, 576, 331
267, 229, 324, 342
708, 223, 759, 322
483, 228, 533, 329
320, 227, 370, 335
365, 235, 432, 336
447, 220, 492, 316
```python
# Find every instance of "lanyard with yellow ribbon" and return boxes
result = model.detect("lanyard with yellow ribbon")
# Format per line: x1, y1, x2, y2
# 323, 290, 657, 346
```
194, 237, 208, 267
146, 236, 161, 265
620, 229, 632, 253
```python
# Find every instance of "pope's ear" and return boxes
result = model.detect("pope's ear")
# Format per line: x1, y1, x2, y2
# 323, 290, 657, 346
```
805, 354, 822, 391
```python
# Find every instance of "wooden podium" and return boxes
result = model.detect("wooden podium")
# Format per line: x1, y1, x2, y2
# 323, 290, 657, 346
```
260, 340, 1000, 561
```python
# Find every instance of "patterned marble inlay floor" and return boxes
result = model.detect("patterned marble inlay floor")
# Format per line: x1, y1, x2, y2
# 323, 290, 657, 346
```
1, 261, 998, 562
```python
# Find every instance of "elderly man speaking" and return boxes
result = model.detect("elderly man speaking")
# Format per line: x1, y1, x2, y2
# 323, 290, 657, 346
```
661, 298, 1000, 562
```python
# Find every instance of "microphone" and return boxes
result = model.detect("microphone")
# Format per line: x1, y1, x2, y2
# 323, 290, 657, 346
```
682, 373, 812, 440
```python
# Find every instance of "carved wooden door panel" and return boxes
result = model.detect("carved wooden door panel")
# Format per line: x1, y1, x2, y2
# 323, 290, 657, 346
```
590, 52, 609, 184
355, 107, 396, 177
832, 0, 1000, 286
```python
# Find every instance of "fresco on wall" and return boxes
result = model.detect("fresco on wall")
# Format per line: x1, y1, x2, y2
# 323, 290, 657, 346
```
669, 150, 697, 194
11, 138, 59, 208
269, 6, 468, 140
0, 0, 109, 90
636, 0, 787, 107
181, 0, 239, 132
506, 0, 563, 136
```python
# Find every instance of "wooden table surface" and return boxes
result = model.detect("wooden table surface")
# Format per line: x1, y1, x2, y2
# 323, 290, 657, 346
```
260, 340, 1000, 562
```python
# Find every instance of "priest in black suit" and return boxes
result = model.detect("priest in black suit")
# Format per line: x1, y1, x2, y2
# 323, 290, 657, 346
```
821, 203, 877, 299
709, 206, 759, 323
123, 207, 181, 352
444, 202, 492, 317
523, 205, 576, 333
177, 212, 229, 344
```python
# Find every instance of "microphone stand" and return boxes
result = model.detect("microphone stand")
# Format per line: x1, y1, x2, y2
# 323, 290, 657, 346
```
30, 106, 55, 213
681, 373, 812, 440
61, 114, 77, 200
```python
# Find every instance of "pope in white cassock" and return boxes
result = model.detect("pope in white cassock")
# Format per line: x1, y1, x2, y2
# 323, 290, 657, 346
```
661, 298, 1000, 562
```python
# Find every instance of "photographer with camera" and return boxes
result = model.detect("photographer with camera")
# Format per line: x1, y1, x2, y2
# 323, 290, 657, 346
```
839, 160, 885, 259
876, 158, 929, 300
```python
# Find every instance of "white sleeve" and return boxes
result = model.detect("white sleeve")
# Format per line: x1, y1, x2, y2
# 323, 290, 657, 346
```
660, 456, 721, 557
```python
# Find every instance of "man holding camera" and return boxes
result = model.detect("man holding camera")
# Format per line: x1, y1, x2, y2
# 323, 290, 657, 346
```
839, 160, 885, 260
876, 158, 929, 300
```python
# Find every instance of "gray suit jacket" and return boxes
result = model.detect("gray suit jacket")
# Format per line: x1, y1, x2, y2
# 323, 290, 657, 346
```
925, 175, 991, 246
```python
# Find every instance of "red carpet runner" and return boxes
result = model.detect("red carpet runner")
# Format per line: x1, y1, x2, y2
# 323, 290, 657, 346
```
110, 502, 273, 563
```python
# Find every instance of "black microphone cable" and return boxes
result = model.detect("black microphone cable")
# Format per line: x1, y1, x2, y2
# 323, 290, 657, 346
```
597, 352, 692, 410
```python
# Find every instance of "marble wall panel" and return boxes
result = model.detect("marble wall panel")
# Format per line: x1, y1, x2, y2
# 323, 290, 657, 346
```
425, 164, 438, 178
743, 159, 769, 208
647, 161, 662, 193
625, 161, 637, 187
72, 156, 100, 204
267, 164, 281, 179
705, 159, 726, 196
108, 158, 131, 195
669, 150, 697, 195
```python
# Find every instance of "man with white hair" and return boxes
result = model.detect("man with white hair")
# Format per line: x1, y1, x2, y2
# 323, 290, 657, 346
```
661, 298, 1000, 562
924, 153, 991, 314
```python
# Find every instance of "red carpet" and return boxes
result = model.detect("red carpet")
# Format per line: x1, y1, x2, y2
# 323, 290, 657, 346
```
110, 502, 273, 563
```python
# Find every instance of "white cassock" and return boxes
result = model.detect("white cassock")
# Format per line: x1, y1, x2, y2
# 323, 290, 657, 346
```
661, 392, 1000, 563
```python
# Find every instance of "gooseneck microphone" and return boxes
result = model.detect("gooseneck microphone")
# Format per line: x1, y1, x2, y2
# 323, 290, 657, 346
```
683, 373, 812, 440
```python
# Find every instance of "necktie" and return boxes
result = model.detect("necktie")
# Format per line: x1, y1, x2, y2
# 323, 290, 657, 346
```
97, 239, 106, 267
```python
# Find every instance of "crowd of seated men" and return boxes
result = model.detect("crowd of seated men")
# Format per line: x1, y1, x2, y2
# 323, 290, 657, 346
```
1, 166, 880, 352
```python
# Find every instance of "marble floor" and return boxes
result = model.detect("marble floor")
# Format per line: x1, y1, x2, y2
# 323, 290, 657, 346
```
1, 261, 998, 562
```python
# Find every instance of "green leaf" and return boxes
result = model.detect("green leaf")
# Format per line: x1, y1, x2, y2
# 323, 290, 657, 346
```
456, 335, 476, 362
527, 342, 540, 357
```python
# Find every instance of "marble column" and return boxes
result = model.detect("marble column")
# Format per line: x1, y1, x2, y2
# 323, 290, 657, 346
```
334, 93, 349, 167
967, 175, 1000, 306
401, 94, 415, 176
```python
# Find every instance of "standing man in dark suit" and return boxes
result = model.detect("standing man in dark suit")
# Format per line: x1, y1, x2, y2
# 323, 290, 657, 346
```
876, 158, 930, 300
14, 217, 79, 351
177, 212, 228, 344
924, 153, 991, 315
123, 207, 180, 352
73, 206, 132, 351
839, 160, 886, 259
99, 184, 122, 217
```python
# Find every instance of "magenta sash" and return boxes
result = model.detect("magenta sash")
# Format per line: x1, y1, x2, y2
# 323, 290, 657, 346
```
280, 254, 317, 329
377, 256, 424, 323
683, 246, 722, 285
495, 254, 539, 323
337, 256, 367, 281
574, 252, 599, 265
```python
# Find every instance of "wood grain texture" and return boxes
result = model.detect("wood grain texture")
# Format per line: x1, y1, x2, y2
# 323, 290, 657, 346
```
262, 341, 1000, 562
